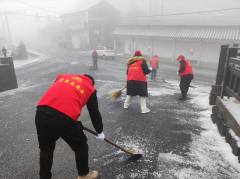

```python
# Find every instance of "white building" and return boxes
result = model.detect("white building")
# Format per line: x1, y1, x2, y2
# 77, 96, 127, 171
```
111, 25, 240, 68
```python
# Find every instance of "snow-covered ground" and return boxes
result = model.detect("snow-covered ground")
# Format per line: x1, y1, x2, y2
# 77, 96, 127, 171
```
149, 80, 240, 179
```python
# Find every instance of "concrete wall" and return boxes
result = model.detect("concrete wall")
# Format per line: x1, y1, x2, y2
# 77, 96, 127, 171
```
153, 39, 173, 59
0, 57, 18, 92
134, 39, 150, 56
201, 43, 222, 63
120, 37, 225, 68
175, 41, 200, 61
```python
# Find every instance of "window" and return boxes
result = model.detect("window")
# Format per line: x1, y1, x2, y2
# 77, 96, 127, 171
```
189, 48, 194, 56
106, 47, 113, 50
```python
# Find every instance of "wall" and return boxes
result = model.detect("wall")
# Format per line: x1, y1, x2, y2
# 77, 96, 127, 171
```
153, 39, 173, 59
201, 43, 222, 63
175, 41, 200, 61
134, 39, 151, 56
0, 57, 18, 92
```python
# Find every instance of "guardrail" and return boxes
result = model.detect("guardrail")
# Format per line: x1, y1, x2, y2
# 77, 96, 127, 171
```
220, 47, 240, 101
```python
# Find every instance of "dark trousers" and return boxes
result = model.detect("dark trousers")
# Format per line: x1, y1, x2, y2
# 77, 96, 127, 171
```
35, 111, 89, 179
180, 74, 193, 98
151, 69, 157, 79
93, 60, 97, 70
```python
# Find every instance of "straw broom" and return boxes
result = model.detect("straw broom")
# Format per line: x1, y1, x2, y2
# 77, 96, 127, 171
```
109, 85, 126, 99
88, 64, 93, 70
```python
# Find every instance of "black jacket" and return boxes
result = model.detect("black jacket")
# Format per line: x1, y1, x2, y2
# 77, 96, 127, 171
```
126, 56, 151, 97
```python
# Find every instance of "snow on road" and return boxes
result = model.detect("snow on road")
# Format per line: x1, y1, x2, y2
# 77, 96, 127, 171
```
153, 81, 240, 179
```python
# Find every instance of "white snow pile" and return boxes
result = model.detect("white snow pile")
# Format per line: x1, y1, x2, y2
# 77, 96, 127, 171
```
155, 86, 240, 179
220, 97, 240, 125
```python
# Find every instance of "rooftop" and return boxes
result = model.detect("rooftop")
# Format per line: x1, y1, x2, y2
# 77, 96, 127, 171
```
111, 25, 240, 41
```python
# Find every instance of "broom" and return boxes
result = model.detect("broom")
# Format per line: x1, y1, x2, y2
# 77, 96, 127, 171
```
88, 64, 93, 70
157, 70, 167, 83
109, 85, 126, 99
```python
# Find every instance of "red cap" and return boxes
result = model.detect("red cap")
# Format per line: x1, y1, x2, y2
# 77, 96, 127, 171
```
155, 55, 158, 58
134, 50, 142, 56
93, 49, 96, 52
177, 55, 184, 60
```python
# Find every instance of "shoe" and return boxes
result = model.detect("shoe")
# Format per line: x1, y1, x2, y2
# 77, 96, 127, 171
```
153, 78, 156, 81
141, 108, 150, 114
178, 97, 186, 100
78, 171, 99, 179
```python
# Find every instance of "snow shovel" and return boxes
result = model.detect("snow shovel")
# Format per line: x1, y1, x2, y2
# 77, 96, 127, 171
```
83, 126, 142, 157
157, 70, 167, 83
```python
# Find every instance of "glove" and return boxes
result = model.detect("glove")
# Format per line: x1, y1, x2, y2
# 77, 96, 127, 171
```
177, 71, 179, 75
95, 132, 105, 141
149, 67, 152, 71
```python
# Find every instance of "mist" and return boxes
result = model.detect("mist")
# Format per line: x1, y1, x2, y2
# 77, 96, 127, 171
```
1, 1, 240, 179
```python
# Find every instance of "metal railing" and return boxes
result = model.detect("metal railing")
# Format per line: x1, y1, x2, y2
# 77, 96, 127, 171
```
220, 46, 240, 101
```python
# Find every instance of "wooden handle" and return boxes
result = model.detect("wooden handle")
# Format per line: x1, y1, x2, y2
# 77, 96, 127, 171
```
120, 85, 127, 91
83, 126, 132, 154
157, 70, 163, 78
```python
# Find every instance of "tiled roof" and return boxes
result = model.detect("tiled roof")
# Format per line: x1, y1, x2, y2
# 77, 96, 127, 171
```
111, 25, 240, 41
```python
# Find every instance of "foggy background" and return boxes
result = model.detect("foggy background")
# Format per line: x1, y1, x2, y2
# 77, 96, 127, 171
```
1, 0, 240, 46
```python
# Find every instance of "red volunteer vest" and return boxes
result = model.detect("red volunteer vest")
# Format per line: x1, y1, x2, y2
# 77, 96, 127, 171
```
37, 74, 95, 121
179, 59, 193, 76
150, 57, 158, 68
127, 60, 147, 82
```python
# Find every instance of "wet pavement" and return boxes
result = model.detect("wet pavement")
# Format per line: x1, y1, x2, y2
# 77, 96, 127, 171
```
1, 42, 240, 179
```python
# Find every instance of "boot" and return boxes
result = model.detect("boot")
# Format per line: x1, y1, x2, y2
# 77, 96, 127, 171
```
78, 171, 98, 179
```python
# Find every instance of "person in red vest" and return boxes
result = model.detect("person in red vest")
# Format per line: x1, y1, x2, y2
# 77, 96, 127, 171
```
35, 74, 103, 179
124, 50, 152, 113
177, 55, 194, 100
150, 55, 159, 81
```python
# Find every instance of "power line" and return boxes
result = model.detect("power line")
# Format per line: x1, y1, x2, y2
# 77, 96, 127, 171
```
1, 6, 240, 21
13, 0, 63, 15
64, 0, 76, 6
6, 4, 73, 12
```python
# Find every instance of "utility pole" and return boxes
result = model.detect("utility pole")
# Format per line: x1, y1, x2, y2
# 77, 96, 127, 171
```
99, 0, 103, 45
4, 10, 11, 44
1, 13, 6, 39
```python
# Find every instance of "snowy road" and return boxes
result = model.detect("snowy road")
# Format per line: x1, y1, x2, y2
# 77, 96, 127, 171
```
0, 42, 240, 179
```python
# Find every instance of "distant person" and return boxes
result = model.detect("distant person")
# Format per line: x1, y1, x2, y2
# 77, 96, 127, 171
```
92, 49, 98, 70
176, 55, 194, 100
150, 55, 159, 81
35, 74, 104, 179
124, 50, 152, 113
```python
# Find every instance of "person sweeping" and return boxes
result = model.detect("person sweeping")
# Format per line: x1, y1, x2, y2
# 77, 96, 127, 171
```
124, 50, 152, 114
150, 55, 159, 81
35, 74, 104, 179
176, 55, 194, 100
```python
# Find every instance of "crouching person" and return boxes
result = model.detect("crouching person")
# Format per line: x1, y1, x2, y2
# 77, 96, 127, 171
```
35, 74, 103, 179
124, 50, 151, 114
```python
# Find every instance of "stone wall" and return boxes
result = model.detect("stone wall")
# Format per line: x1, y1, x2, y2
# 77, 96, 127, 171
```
211, 105, 240, 162
0, 56, 18, 92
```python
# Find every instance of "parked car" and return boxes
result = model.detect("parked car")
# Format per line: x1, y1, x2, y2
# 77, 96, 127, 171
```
96, 46, 116, 59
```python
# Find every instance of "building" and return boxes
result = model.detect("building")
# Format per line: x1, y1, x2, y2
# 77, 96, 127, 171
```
111, 25, 240, 68
60, 1, 120, 50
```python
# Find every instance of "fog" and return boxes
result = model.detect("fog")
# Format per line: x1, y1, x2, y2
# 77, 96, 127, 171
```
1, 0, 240, 48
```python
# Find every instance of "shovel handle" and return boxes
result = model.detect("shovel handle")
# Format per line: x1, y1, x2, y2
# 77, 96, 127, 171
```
83, 126, 132, 154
